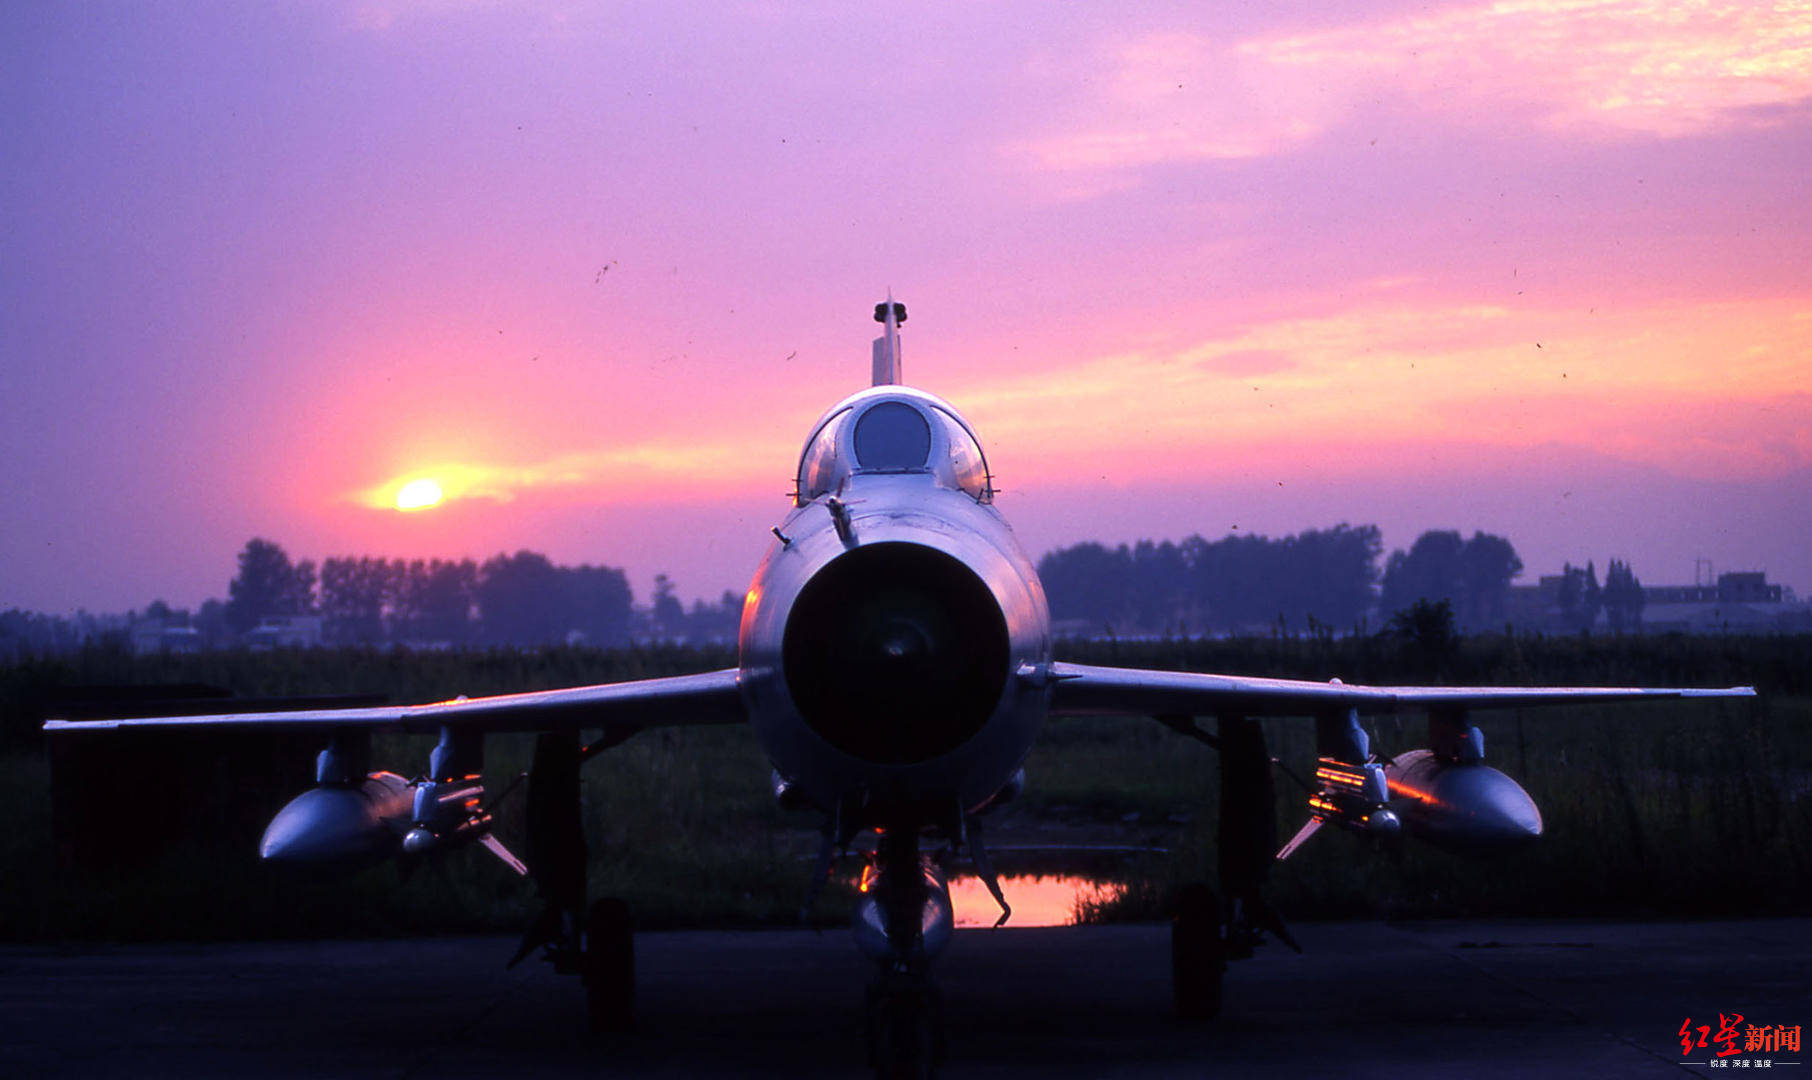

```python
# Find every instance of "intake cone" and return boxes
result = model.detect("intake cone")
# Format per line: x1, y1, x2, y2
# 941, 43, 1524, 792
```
783, 542, 1009, 764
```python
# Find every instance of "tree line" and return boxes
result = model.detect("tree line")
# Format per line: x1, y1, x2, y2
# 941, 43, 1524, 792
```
1038, 524, 1386, 635
169, 539, 740, 648
1551, 558, 1647, 633
3, 524, 1654, 658
1037, 525, 1637, 635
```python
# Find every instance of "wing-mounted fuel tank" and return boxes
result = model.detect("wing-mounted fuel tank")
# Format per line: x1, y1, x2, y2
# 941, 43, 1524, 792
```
261, 727, 527, 874
1384, 714, 1543, 855
741, 386, 1051, 820
1281, 708, 1542, 860
260, 733, 414, 869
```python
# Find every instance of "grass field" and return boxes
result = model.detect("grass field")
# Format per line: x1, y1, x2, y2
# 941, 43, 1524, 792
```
3, 634, 1807, 940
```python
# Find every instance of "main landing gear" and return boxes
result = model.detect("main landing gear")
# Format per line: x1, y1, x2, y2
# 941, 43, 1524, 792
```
1163, 714, 1302, 1022
512, 731, 637, 1034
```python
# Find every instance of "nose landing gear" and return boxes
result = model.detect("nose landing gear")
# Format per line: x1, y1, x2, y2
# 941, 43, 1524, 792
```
854, 826, 954, 1079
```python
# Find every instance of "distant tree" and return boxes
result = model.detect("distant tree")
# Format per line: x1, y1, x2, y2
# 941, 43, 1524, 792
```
1183, 525, 1381, 632
1038, 542, 1135, 630
195, 598, 231, 648
321, 557, 396, 644
1602, 559, 1645, 633
1558, 561, 1581, 625
294, 561, 317, 613
1556, 561, 1603, 633
225, 539, 315, 634
563, 564, 634, 645
1380, 529, 1522, 630
1188, 533, 1277, 629
0, 608, 84, 657
1038, 525, 1383, 635
648, 573, 686, 640
1129, 540, 1189, 631
1384, 598, 1459, 674
1458, 531, 1523, 627
1281, 524, 1381, 629
1380, 530, 1467, 623
476, 551, 565, 644
397, 559, 476, 643
684, 589, 744, 644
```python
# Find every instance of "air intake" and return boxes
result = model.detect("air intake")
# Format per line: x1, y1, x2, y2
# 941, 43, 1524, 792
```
782, 542, 1009, 764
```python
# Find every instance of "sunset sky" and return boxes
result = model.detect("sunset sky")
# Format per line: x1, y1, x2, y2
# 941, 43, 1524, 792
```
5, 1, 1810, 615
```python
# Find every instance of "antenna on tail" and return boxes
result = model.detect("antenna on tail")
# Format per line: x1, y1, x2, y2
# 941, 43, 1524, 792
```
871, 293, 905, 386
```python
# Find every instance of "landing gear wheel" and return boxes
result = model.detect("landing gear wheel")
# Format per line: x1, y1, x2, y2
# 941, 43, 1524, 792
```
584, 897, 634, 1033
1172, 883, 1224, 1021
865, 974, 944, 1080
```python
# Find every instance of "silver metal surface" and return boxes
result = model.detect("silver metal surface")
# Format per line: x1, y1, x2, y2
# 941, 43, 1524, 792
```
1385, 749, 1544, 854
742, 450, 1049, 813
42, 667, 745, 734
1048, 662, 1754, 718
850, 857, 955, 964
259, 772, 412, 866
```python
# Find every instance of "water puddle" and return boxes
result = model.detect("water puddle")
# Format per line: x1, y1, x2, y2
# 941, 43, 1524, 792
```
947, 874, 1126, 927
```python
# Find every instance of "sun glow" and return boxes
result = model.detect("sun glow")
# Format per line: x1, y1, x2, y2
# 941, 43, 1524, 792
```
394, 477, 445, 512
349, 434, 784, 514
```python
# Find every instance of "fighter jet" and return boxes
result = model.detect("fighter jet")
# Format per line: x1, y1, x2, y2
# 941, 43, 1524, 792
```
46, 300, 1754, 1077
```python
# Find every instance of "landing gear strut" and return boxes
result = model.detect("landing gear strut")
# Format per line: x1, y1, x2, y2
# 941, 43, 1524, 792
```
514, 731, 636, 1033
855, 826, 952, 1079
1167, 714, 1301, 1020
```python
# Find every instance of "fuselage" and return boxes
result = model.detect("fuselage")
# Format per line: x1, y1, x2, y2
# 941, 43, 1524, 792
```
737, 386, 1052, 819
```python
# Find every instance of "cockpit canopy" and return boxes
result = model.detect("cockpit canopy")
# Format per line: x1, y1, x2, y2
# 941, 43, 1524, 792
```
796, 388, 993, 506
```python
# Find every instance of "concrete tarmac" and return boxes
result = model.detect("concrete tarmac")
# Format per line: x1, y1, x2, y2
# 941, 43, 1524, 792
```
3, 919, 1807, 1078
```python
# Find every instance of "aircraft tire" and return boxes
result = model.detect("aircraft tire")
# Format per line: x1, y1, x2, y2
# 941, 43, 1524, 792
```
1171, 882, 1224, 1021
584, 897, 634, 1033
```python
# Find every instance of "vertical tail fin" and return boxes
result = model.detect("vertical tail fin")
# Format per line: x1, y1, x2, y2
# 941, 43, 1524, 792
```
871, 294, 905, 386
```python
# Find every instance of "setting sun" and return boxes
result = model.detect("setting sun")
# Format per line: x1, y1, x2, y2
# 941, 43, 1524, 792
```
394, 478, 445, 512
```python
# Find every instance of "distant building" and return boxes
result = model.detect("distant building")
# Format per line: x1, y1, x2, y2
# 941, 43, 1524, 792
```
1644, 571, 1782, 606
130, 619, 202, 656
1503, 575, 1567, 630
1506, 569, 1808, 634
246, 614, 324, 649
1639, 571, 1805, 633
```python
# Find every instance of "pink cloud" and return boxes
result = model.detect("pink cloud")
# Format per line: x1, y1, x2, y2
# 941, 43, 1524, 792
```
1255, 0, 1812, 138
950, 296, 1812, 485
1015, 1, 1812, 180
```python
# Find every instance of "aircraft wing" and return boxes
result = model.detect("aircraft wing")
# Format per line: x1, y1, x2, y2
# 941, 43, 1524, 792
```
1045, 661, 1756, 718
42, 667, 747, 735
